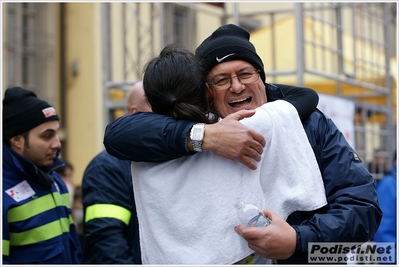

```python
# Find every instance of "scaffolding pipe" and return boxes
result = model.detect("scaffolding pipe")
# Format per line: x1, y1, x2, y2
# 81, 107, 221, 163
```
233, 3, 239, 25
295, 3, 305, 86
159, 3, 164, 49
101, 3, 112, 126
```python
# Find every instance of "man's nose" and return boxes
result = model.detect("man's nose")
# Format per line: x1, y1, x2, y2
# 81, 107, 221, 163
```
52, 135, 62, 149
229, 76, 245, 93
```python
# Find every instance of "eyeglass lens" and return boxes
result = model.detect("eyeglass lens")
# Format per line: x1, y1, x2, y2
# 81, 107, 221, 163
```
210, 68, 259, 91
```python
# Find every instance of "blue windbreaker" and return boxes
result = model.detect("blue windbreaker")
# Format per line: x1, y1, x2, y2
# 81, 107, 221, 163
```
373, 165, 396, 244
2, 144, 83, 264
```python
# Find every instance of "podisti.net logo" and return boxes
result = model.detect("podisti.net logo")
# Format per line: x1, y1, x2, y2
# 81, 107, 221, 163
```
308, 242, 395, 264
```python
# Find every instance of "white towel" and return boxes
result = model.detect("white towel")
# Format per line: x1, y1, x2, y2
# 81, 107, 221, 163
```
132, 100, 327, 264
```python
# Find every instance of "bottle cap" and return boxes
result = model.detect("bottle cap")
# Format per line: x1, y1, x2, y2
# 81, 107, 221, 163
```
233, 198, 244, 209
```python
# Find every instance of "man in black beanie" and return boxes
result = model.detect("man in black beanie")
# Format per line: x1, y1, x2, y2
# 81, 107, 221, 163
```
2, 87, 83, 264
196, 24, 380, 264
103, 24, 381, 264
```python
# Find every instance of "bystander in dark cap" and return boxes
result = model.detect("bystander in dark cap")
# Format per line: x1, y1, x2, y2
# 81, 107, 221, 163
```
3, 86, 59, 140
195, 23, 266, 83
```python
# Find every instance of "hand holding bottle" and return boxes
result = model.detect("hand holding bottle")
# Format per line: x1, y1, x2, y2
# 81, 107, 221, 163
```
234, 198, 271, 227
234, 209, 297, 260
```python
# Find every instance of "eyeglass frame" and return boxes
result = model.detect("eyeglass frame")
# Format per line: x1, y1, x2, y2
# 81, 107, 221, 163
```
207, 68, 261, 91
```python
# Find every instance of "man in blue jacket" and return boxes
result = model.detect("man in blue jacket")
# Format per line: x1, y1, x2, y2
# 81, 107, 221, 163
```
2, 87, 83, 264
103, 24, 382, 264
373, 151, 396, 263
82, 81, 151, 263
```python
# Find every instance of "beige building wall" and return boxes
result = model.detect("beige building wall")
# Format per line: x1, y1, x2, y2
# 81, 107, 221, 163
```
64, 3, 227, 184
64, 3, 104, 185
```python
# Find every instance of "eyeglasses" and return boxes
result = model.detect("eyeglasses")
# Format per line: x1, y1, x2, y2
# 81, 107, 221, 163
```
208, 68, 260, 91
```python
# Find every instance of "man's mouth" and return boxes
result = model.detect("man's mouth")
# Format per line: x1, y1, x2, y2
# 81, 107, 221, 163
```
228, 96, 252, 108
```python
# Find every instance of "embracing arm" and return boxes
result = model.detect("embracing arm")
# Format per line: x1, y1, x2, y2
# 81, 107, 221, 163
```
104, 112, 195, 162
268, 83, 319, 121
104, 85, 319, 166
104, 111, 266, 168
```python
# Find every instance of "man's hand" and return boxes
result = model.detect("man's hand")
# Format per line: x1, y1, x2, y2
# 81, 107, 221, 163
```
201, 110, 266, 170
235, 210, 296, 260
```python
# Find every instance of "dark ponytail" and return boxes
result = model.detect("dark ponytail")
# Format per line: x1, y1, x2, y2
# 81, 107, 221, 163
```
143, 44, 218, 123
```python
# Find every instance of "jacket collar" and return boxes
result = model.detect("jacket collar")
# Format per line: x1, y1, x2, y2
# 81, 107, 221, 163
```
265, 83, 285, 101
3, 143, 64, 188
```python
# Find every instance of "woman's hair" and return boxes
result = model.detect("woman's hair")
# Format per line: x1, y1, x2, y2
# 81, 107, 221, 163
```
142, 44, 217, 124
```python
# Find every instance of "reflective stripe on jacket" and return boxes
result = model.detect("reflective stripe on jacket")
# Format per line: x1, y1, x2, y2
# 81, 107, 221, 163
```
85, 203, 132, 225
2, 144, 83, 264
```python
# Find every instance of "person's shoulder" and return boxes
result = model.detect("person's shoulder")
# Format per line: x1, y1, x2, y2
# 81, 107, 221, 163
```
301, 109, 339, 141
303, 109, 328, 125
86, 150, 131, 171
2, 147, 24, 184
266, 83, 316, 101
90, 150, 121, 163
270, 83, 313, 92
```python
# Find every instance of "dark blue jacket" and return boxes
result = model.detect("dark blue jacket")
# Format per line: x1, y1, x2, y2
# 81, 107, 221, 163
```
103, 84, 382, 264
373, 165, 396, 244
3, 144, 83, 264
82, 150, 141, 264
281, 108, 381, 263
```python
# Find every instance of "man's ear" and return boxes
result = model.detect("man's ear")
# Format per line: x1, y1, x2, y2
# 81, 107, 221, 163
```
127, 105, 138, 115
9, 135, 24, 150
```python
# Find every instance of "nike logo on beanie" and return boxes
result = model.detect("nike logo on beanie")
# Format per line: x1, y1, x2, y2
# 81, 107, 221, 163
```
216, 53, 235, 62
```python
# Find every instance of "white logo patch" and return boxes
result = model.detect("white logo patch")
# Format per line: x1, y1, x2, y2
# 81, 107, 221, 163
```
216, 53, 235, 62
42, 107, 57, 118
6, 180, 36, 202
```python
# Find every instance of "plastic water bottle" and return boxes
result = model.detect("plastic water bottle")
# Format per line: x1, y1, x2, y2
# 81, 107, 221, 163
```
234, 198, 271, 227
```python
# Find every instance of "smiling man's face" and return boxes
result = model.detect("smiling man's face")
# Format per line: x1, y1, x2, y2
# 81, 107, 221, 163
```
207, 59, 267, 118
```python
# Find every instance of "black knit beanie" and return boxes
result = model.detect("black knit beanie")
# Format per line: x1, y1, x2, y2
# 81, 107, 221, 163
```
195, 24, 266, 83
3, 87, 59, 140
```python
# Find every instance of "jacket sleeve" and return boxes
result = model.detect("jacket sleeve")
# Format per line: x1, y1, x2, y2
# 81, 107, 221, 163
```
103, 112, 195, 162
290, 110, 382, 253
104, 86, 318, 163
272, 84, 319, 121
82, 152, 141, 264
